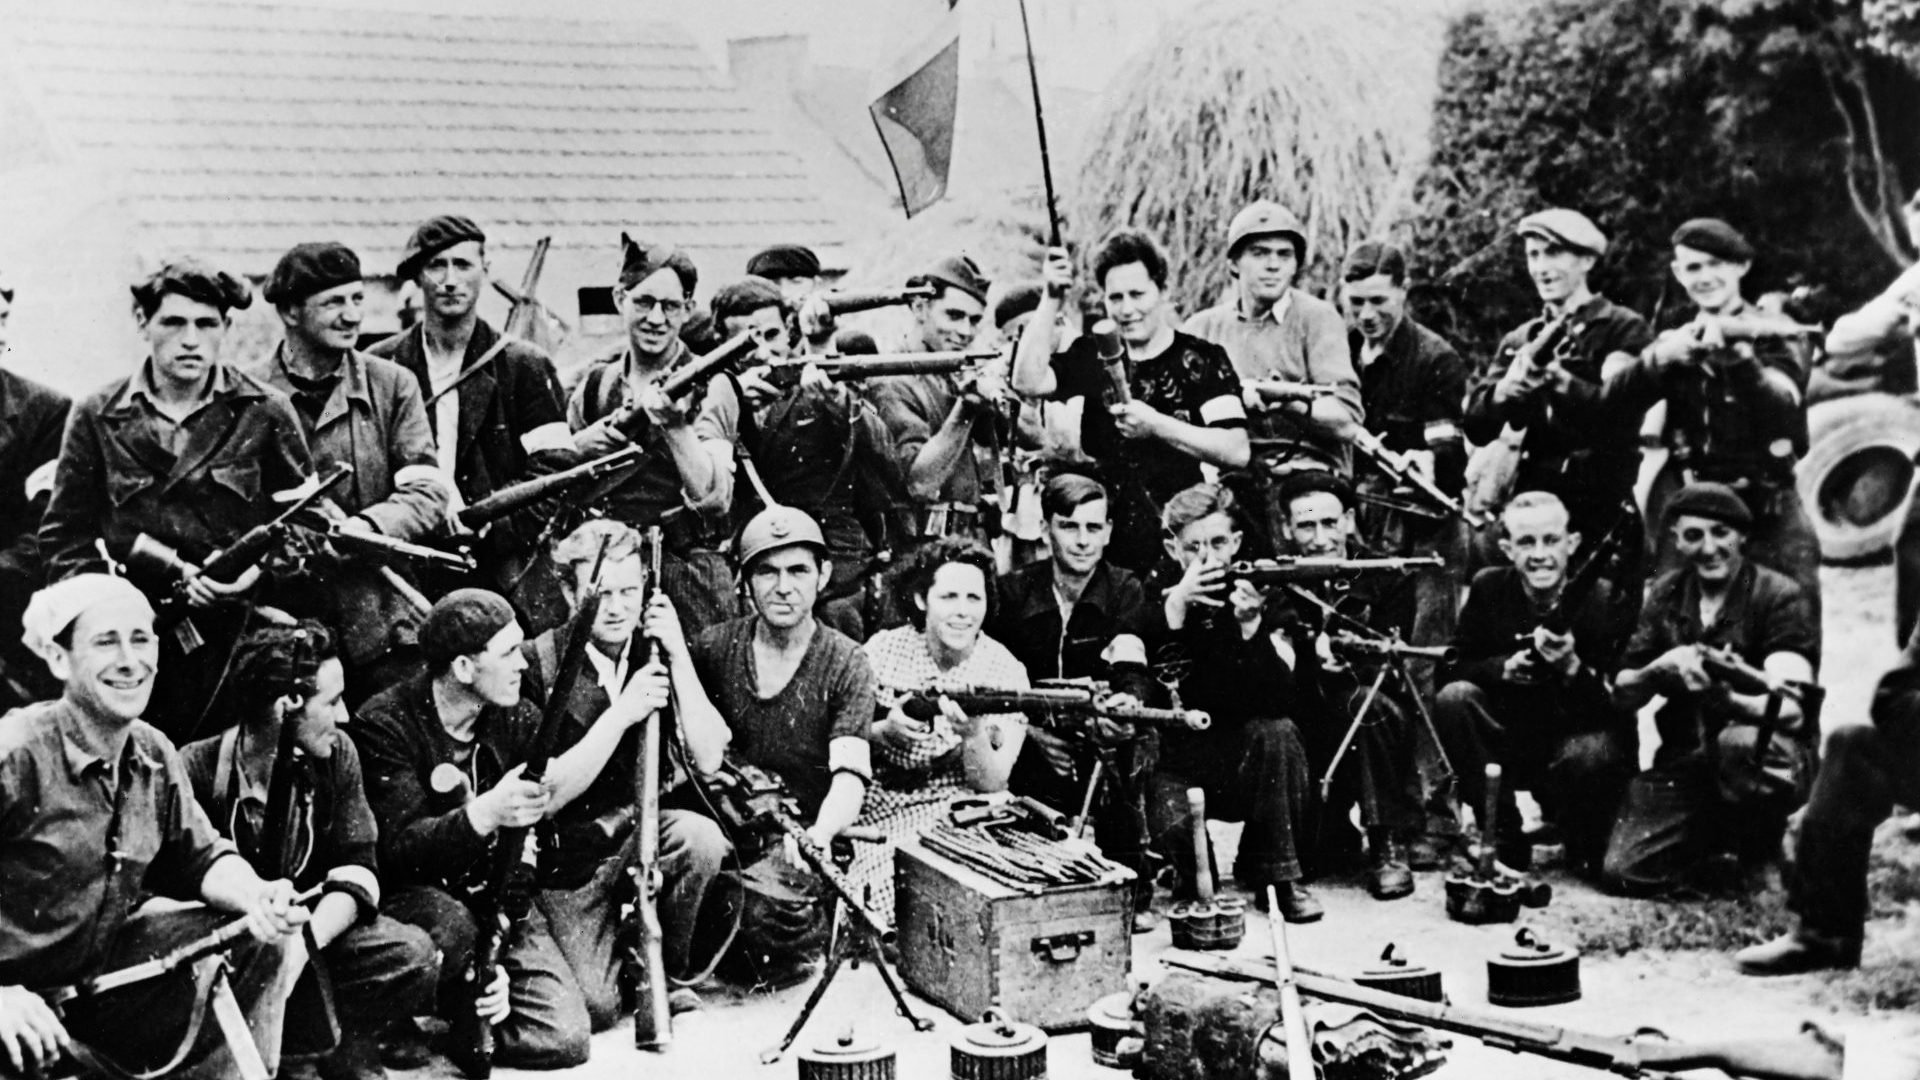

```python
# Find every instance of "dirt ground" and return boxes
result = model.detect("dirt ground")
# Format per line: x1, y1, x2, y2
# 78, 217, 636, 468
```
394, 562, 1917, 1080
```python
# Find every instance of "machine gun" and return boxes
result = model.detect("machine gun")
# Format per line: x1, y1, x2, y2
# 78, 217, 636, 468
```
126, 464, 354, 647
1229, 554, 1443, 587
1164, 951, 1843, 1080
755, 349, 1000, 390
892, 680, 1211, 733
448, 538, 611, 1079
1350, 427, 1487, 528
630, 527, 671, 1051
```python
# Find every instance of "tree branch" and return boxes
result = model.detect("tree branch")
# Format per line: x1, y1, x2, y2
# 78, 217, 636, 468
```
1819, 59, 1909, 267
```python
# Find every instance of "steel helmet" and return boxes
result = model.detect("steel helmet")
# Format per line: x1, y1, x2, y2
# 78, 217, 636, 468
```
737, 505, 828, 570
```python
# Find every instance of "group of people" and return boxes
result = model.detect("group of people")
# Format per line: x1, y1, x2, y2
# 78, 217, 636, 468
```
0, 192, 1908, 1079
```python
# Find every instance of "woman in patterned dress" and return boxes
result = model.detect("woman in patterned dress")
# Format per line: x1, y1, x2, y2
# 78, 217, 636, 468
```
849, 538, 1030, 913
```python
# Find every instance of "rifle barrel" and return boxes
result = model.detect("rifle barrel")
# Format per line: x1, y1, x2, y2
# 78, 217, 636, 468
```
457, 445, 645, 529
821, 284, 935, 316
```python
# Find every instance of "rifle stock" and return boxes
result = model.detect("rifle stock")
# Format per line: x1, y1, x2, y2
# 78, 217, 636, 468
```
632, 528, 671, 1050
1161, 952, 1842, 1080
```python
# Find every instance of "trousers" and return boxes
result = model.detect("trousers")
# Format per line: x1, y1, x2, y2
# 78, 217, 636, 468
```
1788, 722, 1920, 942
1145, 717, 1311, 892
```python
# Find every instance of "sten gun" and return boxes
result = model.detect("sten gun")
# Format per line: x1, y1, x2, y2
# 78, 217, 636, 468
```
755, 350, 1001, 390
894, 681, 1210, 732
128, 463, 353, 595
1164, 951, 1843, 1080
604, 331, 758, 439
1229, 554, 1444, 586
1350, 427, 1486, 528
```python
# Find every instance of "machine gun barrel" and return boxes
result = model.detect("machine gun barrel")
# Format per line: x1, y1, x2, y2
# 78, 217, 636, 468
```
1329, 632, 1456, 664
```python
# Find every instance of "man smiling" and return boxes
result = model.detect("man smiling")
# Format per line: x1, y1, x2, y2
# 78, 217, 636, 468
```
1602, 482, 1818, 896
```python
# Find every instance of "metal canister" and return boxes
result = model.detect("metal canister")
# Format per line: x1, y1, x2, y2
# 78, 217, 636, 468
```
1085, 992, 1141, 1069
951, 1009, 1048, 1080
1487, 927, 1581, 1007
798, 1028, 895, 1080
1354, 943, 1445, 1003
1210, 896, 1247, 950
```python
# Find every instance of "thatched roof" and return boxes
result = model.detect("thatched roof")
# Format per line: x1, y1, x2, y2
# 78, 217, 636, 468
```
1070, 0, 1464, 312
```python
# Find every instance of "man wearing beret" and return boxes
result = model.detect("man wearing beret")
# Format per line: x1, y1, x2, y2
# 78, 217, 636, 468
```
352, 588, 672, 1068
1602, 481, 1819, 896
251, 241, 449, 701
745, 243, 822, 306
1182, 200, 1365, 554
868, 254, 1014, 550
1464, 209, 1654, 616
368, 216, 570, 609
41, 258, 315, 739
0, 575, 308, 1080
566, 235, 739, 630
0, 272, 71, 711
1603, 219, 1820, 618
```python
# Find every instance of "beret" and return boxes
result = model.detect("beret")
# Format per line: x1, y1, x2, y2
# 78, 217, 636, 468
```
1227, 200, 1308, 261
265, 242, 363, 306
916, 254, 991, 306
619, 232, 698, 296
420, 588, 518, 667
831, 327, 879, 355
23, 574, 154, 658
745, 243, 821, 280
1516, 209, 1607, 258
992, 282, 1044, 330
1666, 480, 1752, 531
398, 215, 486, 280
1670, 218, 1754, 264
1275, 467, 1354, 515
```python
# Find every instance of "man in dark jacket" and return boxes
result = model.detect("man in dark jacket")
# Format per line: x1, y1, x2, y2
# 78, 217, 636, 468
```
369, 216, 570, 615
42, 259, 313, 738
1433, 491, 1634, 876
250, 242, 448, 700
0, 276, 70, 710
182, 622, 438, 1080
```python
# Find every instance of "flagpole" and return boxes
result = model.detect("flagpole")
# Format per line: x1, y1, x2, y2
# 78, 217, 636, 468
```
1016, 0, 1063, 248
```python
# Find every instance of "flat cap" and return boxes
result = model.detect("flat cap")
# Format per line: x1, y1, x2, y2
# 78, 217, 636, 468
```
133, 257, 253, 315
917, 254, 990, 306
992, 281, 1044, 330
745, 244, 820, 281
619, 232, 698, 296
1666, 480, 1752, 531
265, 242, 363, 306
1276, 467, 1354, 514
1670, 218, 1754, 264
1516, 209, 1607, 257
1227, 200, 1308, 261
398, 215, 486, 280
420, 587, 517, 667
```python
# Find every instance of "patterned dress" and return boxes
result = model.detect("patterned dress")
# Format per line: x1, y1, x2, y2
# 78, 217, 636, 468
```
850, 625, 1030, 915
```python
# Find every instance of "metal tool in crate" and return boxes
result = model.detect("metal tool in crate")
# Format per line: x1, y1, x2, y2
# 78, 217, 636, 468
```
919, 794, 1133, 893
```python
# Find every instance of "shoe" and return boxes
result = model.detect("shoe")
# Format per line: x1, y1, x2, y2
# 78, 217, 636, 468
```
667, 987, 704, 1015
1272, 883, 1324, 924
317, 1032, 386, 1080
1367, 832, 1414, 900
1734, 932, 1861, 976
378, 1019, 433, 1071
1132, 910, 1161, 934
1405, 834, 1455, 871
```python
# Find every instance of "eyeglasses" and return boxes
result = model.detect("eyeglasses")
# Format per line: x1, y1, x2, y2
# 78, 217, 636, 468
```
627, 295, 687, 318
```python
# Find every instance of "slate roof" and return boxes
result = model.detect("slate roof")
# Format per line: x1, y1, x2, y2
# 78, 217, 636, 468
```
3, 0, 844, 279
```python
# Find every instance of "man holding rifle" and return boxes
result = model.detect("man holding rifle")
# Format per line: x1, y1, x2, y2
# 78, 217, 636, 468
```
369, 215, 570, 606
353, 589, 666, 1068
0, 575, 307, 1080
182, 622, 439, 1080
41, 258, 314, 738
1602, 481, 1818, 896
252, 242, 450, 702
518, 521, 730, 1018
567, 235, 739, 628
1432, 491, 1634, 877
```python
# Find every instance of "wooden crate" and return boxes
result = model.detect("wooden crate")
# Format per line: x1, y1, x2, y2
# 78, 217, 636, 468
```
894, 835, 1133, 1031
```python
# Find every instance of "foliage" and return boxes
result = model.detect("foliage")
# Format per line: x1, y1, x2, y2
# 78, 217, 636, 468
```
1069, 0, 1455, 315
1406, 0, 1920, 367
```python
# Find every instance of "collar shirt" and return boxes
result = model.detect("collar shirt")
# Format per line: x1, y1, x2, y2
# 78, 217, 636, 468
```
422, 338, 464, 478
0, 700, 235, 987
989, 559, 1148, 684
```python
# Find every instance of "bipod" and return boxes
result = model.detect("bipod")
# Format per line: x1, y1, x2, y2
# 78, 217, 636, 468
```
759, 835, 932, 1063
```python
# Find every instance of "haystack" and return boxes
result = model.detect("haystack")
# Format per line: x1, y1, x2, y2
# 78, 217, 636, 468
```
1072, 0, 1463, 314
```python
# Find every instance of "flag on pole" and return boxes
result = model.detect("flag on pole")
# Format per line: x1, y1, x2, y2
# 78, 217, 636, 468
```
869, 0, 961, 218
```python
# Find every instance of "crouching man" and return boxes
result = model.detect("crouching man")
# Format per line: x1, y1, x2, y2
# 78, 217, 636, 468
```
182, 622, 440, 1080
353, 589, 669, 1068
0, 575, 307, 1080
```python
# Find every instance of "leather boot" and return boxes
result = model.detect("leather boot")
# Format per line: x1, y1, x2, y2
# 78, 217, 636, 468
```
1367, 831, 1414, 900
1734, 930, 1861, 975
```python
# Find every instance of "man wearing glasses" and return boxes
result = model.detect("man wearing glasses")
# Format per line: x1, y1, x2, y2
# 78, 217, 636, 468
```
567, 236, 739, 627
1601, 481, 1818, 897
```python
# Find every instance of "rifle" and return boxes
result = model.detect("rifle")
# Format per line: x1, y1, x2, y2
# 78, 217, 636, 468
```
1163, 951, 1843, 1080
456, 444, 645, 531
1350, 426, 1487, 528
818, 283, 937, 317
895, 681, 1211, 733
1229, 554, 1444, 586
755, 350, 1000, 389
632, 527, 671, 1050
605, 332, 758, 439
448, 538, 611, 1079
313, 521, 477, 571
1245, 379, 1340, 406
